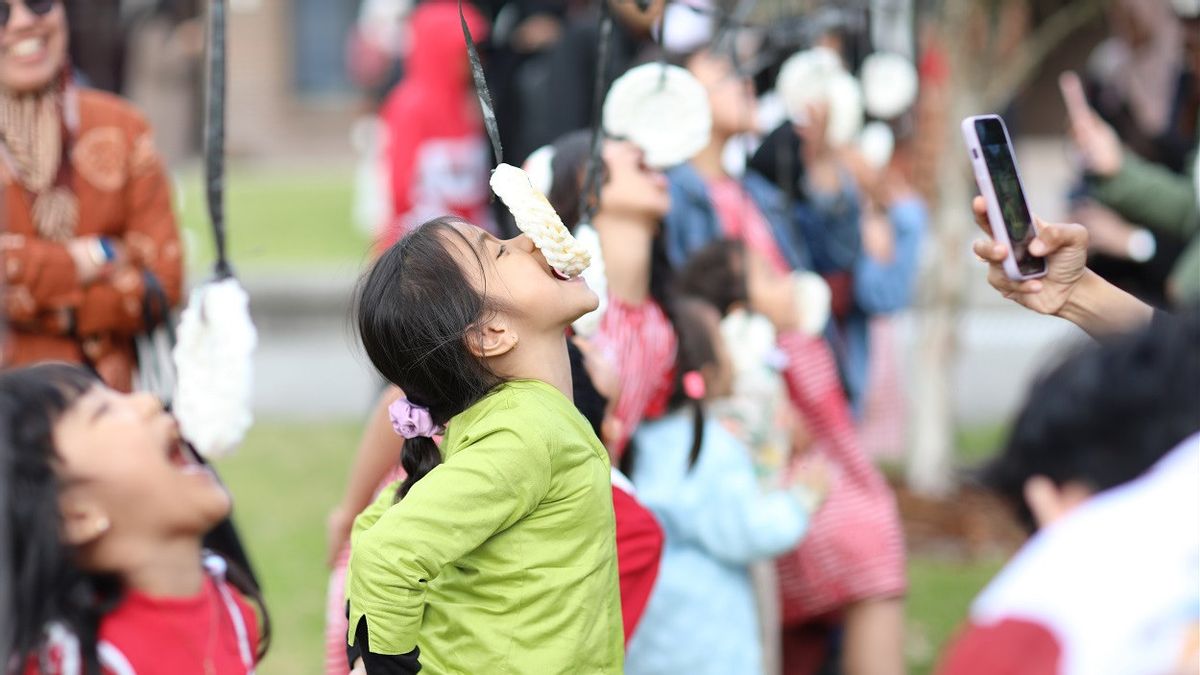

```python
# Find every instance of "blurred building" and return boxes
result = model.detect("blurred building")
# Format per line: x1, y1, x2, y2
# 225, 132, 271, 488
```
223, 0, 363, 161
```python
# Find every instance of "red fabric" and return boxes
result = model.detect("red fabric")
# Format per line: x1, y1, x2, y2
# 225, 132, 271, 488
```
774, 332, 906, 624
591, 295, 677, 459
612, 482, 664, 643
30, 576, 259, 674
937, 618, 1062, 675
707, 176, 791, 275
858, 317, 907, 461
378, 1, 493, 246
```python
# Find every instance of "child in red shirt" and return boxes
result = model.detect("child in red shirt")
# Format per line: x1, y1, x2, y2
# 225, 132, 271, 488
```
1, 364, 268, 674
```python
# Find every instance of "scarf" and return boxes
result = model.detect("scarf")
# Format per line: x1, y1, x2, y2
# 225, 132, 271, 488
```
0, 77, 78, 241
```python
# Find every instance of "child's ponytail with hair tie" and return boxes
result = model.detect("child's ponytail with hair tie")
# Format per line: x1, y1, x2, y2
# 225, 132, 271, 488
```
389, 398, 445, 439
387, 397, 447, 502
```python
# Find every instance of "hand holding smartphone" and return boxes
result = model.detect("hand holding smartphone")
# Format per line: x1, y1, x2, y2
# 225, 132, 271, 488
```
961, 115, 1048, 281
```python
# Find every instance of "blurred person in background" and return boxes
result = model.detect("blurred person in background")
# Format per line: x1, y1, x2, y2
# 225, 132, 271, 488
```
1065, 0, 1196, 307
0, 0, 183, 392
937, 311, 1199, 675
840, 142, 925, 460
123, 0, 205, 166
61, 0, 123, 92
346, 0, 410, 239
376, 0, 495, 246
546, 130, 677, 460
678, 241, 907, 675
621, 296, 829, 675
517, 0, 666, 158
1061, 3, 1200, 307
1065, 67, 1200, 307
477, 0, 568, 165
662, 48, 848, 276
949, 176, 1200, 675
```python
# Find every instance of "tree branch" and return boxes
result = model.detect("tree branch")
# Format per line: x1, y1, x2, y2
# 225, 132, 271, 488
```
982, 0, 1109, 110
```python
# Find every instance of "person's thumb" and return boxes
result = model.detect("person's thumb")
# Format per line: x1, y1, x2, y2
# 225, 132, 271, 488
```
1030, 219, 1087, 257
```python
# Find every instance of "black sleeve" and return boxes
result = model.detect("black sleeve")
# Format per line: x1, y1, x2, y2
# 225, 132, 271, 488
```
348, 615, 422, 675
1150, 308, 1175, 333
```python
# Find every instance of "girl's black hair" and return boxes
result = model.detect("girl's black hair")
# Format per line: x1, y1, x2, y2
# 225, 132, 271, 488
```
981, 307, 1200, 531
667, 297, 722, 471
0, 364, 271, 671
548, 130, 605, 234
0, 364, 108, 674
674, 239, 750, 316
356, 216, 505, 501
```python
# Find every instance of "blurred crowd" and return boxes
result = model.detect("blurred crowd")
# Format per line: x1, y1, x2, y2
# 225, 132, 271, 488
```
1, 1, 1198, 674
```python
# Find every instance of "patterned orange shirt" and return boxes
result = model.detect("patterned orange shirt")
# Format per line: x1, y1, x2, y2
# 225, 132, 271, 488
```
1, 89, 183, 391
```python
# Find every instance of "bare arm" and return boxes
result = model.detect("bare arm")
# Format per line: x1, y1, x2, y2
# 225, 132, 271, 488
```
326, 386, 405, 567
970, 196, 1152, 338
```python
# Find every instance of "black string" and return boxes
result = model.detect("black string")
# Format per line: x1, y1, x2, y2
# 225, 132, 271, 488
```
460, 0, 504, 166
203, 0, 231, 279
579, 2, 614, 227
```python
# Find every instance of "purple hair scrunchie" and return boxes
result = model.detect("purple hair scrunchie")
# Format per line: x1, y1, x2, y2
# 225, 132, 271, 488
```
389, 398, 444, 439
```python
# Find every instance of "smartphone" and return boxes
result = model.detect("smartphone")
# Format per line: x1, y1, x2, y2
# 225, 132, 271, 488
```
961, 115, 1047, 280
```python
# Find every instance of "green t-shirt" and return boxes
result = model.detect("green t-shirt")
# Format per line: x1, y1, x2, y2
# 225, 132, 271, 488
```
347, 379, 624, 673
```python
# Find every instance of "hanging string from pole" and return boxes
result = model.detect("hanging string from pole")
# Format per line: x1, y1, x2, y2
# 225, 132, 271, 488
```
579, 0, 614, 227
459, 0, 504, 166
204, 0, 231, 280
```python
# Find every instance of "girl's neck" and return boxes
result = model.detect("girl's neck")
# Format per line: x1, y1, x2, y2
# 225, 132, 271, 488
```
495, 332, 574, 403
594, 212, 655, 305
690, 131, 733, 180
122, 537, 206, 599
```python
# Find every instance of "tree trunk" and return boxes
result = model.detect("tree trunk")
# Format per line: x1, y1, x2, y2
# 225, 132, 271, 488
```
906, 0, 978, 496
907, 107, 974, 496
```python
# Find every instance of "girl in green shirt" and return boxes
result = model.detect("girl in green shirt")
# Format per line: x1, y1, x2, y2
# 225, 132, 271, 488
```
347, 215, 624, 673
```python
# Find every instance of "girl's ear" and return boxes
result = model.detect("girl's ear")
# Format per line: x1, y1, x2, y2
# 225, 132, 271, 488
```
1023, 476, 1091, 530
466, 319, 520, 359
60, 495, 111, 546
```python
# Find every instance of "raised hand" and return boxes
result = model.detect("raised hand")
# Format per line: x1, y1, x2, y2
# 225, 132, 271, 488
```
1059, 71, 1123, 178
971, 196, 1088, 316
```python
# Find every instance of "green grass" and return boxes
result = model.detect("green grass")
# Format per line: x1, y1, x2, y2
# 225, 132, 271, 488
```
214, 421, 362, 675
217, 421, 1005, 674
905, 557, 1006, 674
955, 424, 1008, 466
176, 168, 370, 271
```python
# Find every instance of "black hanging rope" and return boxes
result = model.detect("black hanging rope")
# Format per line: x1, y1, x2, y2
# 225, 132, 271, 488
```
579, 2, 614, 227
460, 0, 504, 166
203, 0, 231, 280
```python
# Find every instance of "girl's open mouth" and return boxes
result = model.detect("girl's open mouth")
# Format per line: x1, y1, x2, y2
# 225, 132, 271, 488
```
167, 438, 195, 468
551, 266, 570, 281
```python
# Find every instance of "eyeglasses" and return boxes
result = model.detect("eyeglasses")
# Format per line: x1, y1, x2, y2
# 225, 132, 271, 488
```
0, 0, 58, 28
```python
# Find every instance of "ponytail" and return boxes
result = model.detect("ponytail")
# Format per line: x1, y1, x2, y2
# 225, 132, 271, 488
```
395, 437, 443, 502
687, 399, 705, 471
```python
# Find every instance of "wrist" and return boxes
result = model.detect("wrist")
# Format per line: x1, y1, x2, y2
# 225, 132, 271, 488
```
1055, 269, 1101, 325
1056, 269, 1152, 336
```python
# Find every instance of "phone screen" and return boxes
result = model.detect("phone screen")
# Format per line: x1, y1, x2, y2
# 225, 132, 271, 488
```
975, 118, 1045, 276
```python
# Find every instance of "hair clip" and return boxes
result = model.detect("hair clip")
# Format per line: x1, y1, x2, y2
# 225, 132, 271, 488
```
389, 398, 444, 439
682, 370, 707, 400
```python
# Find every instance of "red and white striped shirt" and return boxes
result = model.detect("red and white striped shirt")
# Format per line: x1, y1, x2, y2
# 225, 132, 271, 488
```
774, 331, 907, 623
591, 295, 677, 459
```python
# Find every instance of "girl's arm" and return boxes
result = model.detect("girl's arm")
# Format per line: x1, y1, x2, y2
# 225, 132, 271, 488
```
347, 426, 552, 657
853, 197, 927, 314
327, 386, 405, 567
